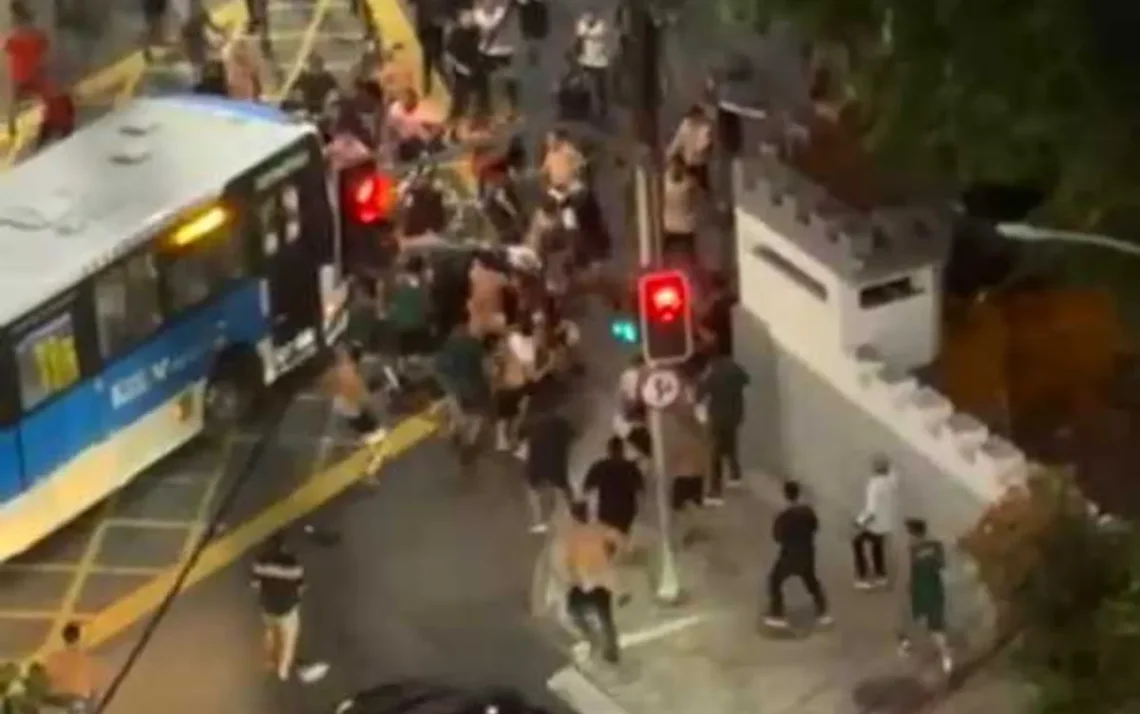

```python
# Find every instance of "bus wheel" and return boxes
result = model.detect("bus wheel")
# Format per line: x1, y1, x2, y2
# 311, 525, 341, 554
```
205, 355, 260, 429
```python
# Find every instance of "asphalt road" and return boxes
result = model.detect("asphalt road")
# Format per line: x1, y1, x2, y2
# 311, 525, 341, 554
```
55, 1, 731, 711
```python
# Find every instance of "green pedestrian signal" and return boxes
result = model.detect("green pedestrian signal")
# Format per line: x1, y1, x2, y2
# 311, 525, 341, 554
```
610, 318, 639, 344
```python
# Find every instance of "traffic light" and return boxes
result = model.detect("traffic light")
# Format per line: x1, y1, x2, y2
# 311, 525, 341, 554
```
346, 170, 396, 225
610, 317, 639, 345
637, 269, 693, 365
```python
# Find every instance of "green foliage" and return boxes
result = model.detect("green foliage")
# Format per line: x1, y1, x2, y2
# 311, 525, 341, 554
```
721, 0, 1140, 237
0, 661, 51, 714
960, 469, 1140, 712
1011, 506, 1140, 713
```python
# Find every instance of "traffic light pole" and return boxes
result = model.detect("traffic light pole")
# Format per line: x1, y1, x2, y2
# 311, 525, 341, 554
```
627, 0, 682, 605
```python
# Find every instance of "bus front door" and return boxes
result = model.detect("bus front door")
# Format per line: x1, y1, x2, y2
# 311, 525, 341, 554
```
264, 191, 321, 374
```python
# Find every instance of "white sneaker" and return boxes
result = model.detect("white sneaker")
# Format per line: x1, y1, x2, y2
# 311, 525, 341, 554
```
872, 577, 890, 589
816, 614, 834, 627
704, 496, 725, 507
529, 522, 548, 534
941, 655, 954, 675
854, 579, 874, 590
763, 616, 789, 629
298, 661, 330, 683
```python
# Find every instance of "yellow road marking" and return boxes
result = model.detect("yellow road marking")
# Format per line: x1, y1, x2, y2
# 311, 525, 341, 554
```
0, 563, 163, 577
78, 409, 438, 651
101, 518, 194, 531
0, 610, 91, 622
41, 499, 117, 648
177, 434, 237, 562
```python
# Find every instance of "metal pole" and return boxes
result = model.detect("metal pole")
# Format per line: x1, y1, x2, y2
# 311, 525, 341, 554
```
627, 0, 681, 604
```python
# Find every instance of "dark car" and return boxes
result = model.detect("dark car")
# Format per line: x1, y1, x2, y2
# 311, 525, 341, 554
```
335, 681, 552, 714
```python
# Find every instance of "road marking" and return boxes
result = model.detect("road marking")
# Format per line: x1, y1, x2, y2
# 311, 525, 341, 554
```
102, 518, 195, 531
547, 667, 632, 714
568, 612, 711, 662
0, 610, 91, 622
78, 408, 439, 651
276, 0, 337, 101
40, 498, 118, 650
178, 433, 237, 561
0, 563, 164, 577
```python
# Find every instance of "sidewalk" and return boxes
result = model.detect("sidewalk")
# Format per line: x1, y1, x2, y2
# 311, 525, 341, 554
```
535, 470, 1026, 714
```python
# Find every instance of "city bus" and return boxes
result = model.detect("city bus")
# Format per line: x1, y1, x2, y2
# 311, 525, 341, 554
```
0, 96, 349, 561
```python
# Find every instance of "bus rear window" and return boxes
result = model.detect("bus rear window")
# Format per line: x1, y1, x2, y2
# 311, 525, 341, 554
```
14, 310, 81, 411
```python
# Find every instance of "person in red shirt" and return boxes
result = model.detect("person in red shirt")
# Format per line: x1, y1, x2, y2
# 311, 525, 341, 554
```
4, 1, 49, 133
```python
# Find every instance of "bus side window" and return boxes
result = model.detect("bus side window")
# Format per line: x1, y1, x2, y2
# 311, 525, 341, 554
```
282, 185, 301, 244
164, 218, 248, 311
13, 310, 82, 411
259, 195, 280, 256
94, 253, 163, 359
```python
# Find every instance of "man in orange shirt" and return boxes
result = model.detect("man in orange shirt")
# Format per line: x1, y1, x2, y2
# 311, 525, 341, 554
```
3, 1, 49, 134
42, 622, 104, 708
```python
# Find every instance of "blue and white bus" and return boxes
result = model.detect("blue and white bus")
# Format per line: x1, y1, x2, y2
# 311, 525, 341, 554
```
0, 96, 349, 561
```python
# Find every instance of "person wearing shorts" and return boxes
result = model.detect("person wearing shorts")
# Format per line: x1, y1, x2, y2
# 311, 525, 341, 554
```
321, 345, 388, 472
493, 316, 538, 451
436, 323, 491, 466
665, 409, 710, 545
900, 518, 954, 675
519, 396, 574, 533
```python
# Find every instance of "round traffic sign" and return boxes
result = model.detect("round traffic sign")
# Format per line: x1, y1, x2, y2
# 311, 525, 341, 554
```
641, 369, 682, 409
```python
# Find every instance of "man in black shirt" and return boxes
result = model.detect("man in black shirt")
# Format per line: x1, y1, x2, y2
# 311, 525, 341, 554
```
410, 0, 447, 94
519, 397, 575, 533
582, 436, 644, 538
764, 481, 831, 629
445, 11, 490, 123
252, 535, 327, 682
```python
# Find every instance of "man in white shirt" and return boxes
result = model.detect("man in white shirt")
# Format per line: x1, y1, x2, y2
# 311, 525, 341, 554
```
852, 456, 899, 589
575, 10, 612, 120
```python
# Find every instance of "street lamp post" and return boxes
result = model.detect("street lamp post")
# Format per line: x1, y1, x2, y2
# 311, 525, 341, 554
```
626, 0, 682, 604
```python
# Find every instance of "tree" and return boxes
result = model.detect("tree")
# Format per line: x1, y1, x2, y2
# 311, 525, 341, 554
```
721, 0, 1140, 239
962, 468, 1140, 713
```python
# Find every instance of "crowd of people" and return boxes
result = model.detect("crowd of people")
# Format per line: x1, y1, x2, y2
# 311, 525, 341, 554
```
4, 0, 960, 698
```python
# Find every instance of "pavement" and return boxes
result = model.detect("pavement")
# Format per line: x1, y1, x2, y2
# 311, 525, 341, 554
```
536, 467, 1028, 714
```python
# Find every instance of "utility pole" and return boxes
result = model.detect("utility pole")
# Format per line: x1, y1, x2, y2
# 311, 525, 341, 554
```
627, 0, 682, 605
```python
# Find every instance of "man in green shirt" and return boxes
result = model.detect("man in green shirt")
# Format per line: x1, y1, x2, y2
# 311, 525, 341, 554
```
696, 353, 749, 502
900, 518, 954, 675
387, 256, 432, 373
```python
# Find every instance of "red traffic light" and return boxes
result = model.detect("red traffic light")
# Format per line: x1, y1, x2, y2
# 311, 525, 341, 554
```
643, 272, 686, 322
637, 270, 694, 365
349, 171, 396, 225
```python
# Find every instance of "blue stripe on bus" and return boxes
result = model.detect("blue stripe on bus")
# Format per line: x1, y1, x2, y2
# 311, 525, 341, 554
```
0, 429, 21, 502
161, 95, 294, 124
14, 282, 266, 489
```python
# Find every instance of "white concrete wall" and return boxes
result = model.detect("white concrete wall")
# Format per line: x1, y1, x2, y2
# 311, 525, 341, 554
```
733, 309, 1013, 646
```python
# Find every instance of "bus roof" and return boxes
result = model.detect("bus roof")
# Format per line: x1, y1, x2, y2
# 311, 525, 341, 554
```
0, 96, 315, 329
